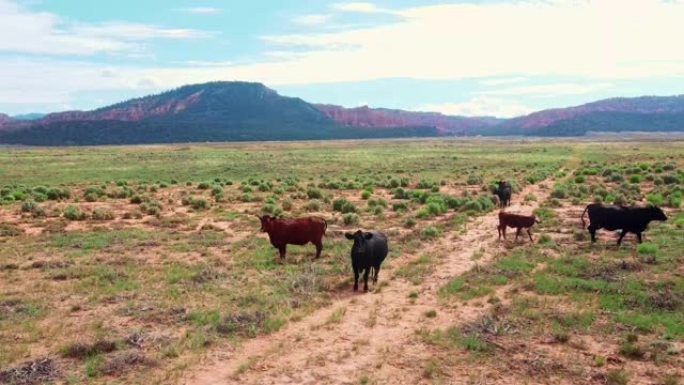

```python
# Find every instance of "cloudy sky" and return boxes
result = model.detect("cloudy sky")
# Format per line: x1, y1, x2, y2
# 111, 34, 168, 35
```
1, 0, 684, 117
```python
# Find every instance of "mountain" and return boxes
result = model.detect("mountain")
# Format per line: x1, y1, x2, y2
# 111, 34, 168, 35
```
11, 113, 45, 121
0, 82, 439, 145
1, 82, 684, 146
315, 104, 502, 136
0, 113, 14, 125
498, 95, 684, 135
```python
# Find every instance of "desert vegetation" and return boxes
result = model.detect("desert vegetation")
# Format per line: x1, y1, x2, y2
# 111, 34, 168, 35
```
0, 139, 682, 385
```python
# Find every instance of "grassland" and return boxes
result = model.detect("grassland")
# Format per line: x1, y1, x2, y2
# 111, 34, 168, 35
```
0, 138, 682, 385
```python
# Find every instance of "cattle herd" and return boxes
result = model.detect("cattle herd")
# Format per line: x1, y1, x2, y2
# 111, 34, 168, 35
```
257, 180, 668, 292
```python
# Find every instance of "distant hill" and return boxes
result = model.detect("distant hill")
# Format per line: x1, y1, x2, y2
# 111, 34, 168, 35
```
315, 104, 502, 136
1, 82, 684, 145
0, 114, 13, 125
11, 113, 45, 121
497, 95, 684, 135
0, 82, 439, 145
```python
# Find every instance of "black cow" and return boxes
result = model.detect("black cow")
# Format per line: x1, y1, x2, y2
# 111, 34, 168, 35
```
344, 230, 388, 292
493, 180, 512, 208
581, 203, 667, 245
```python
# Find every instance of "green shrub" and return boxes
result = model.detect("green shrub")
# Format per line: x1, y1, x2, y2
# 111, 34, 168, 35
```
361, 190, 371, 200
550, 188, 567, 199
261, 203, 282, 216
416, 179, 435, 189
574, 175, 586, 184
307, 188, 323, 199
303, 199, 321, 211
421, 226, 440, 238
343, 213, 359, 226
197, 182, 211, 190
404, 217, 417, 228
21, 199, 38, 213
392, 188, 410, 199
466, 174, 482, 185
636, 242, 657, 255
282, 198, 293, 211
83, 187, 105, 201
11, 191, 25, 201
646, 193, 664, 206
140, 200, 163, 215
84, 192, 99, 202
333, 198, 357, 213
190, 197, 209, 210
629, 174, 643, 183
609, 174, 624, 183
368, 198, 387, 208
46, 188, 69, 200
392, 202, 408, 212
92, 208, 115, 220
63, 205, 85, 220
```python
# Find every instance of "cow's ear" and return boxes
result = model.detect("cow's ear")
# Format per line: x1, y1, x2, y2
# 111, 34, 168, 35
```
344, 232, 354, 240
364, 232, 373, 240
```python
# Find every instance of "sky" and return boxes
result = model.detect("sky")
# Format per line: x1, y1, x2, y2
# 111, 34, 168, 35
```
1, 0, 684, 117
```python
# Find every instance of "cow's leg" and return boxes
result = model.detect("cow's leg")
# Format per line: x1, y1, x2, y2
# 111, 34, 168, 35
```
363, 268, 370, 292
278, 244, 287, 260
373, 264, 381, 284
501, 226, 507, 240
588, 224, 598, 243
636, 232, 643, 244
515, 227, 521, 241
617, 230, 627, 246
313, 239, 323, 259
527, 228, 533, 242
353, 268, 359, 292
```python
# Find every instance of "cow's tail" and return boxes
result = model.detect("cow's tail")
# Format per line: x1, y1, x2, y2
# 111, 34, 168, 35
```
580, 205, 589, 228
318, 217, 328, 235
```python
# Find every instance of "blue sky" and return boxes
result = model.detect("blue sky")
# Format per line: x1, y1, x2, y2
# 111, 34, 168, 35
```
1, 0, 684, 117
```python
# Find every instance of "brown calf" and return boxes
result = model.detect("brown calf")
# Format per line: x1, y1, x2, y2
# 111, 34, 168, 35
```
497, 211, 539, 242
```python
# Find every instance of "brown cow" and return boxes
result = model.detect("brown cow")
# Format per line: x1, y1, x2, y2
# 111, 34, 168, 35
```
497, 211, 539, 242
258, 215, 327, 259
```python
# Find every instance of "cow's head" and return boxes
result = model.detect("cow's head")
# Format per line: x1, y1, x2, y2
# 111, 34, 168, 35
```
492, 180, 508, 193
649, 206, 668, 221
258, 215, 274, 232
345, 230, 373, 256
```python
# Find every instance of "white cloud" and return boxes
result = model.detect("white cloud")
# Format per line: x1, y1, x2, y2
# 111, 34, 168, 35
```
479, 77, 527, 86
0, 0, 212, 55
294, 14, 332, 26
418, 97, 535, 118
242, 0, 684, 84
72, 22, 214, 40
183, 60, 235, 67
477, 83, 613, 97
332, 2, 391, 14
177, 7, 222, 15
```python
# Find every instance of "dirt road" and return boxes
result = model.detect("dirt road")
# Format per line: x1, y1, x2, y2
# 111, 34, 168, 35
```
183, 182, 552, 385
